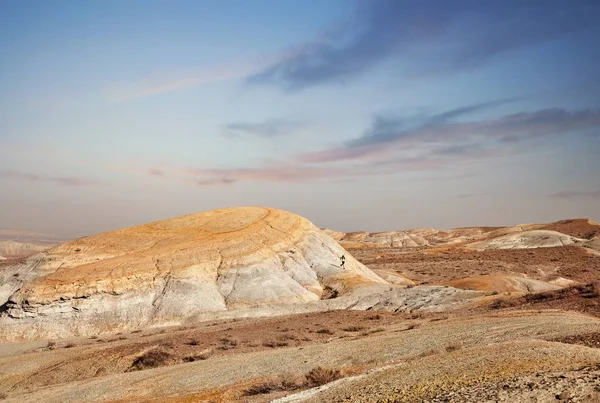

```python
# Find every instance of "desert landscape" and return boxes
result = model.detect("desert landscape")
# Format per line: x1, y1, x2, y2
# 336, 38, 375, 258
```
0, 207, 598, 402
2, 1, 600, 402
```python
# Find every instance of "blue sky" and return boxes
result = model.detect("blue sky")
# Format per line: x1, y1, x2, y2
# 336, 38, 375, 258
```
1, 0, 599, 237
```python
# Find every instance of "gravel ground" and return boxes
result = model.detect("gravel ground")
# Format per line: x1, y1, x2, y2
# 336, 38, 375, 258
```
428, 365, 600, 403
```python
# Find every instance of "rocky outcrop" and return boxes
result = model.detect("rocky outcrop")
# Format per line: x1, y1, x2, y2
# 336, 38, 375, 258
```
0, 207, 387, 341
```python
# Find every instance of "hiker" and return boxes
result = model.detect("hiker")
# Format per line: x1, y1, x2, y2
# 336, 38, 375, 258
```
340, 254, 346, 269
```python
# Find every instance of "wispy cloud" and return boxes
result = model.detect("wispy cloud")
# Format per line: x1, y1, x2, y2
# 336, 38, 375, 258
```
456, 192, 492, 199
298, 106, 600, 163
0, 171, 102, 187
249, 0, 600, 89
148, 144, 509, 186
143, 103, 600, 186
549, 190, 600, 200
148, 168, 165, 177
106, 42, 327, 101
223, 119, 306, 138
184, 164, 336, 186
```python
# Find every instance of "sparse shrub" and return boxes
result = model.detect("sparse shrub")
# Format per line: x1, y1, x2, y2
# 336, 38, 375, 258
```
305, 366, 342, 387
278, 333, 298, 341
118, 336, 128, 340
368, 314, 381, 320
131, 330, 142, 334
183, 350, 212, 362
445, 341, 463, 352
127, 349, 173, 372
0, 392, 7, 400
64, 342, 76, 348
46, 341, 56, 350
315, 328, 334, 335
342, 326, 366, 332
187, 339, 200, 346
589, 281, 600, 298
94, 367, 107, 377
244, 377, 285, 396
90, 335, 98, 339
405, 323, 418, 331
490, 296, 517, 309
418, 347, 443, 358
263, 340, 288, 348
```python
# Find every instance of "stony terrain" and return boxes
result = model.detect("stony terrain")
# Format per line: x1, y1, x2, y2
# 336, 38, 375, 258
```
0, 212, 598, 402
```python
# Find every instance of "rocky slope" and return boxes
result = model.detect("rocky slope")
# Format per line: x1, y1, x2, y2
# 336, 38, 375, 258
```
0, 207, 392, 341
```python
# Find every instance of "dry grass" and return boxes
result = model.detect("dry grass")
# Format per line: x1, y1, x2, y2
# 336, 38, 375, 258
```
243, 366, 344, 396
127, 349, 173, 372
0, 392, 6, 400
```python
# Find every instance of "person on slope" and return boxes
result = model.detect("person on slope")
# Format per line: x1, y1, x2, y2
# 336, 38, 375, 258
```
340, 254, 346, 269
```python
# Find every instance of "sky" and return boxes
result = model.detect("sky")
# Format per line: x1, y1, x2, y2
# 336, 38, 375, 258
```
1, 0, 599, 237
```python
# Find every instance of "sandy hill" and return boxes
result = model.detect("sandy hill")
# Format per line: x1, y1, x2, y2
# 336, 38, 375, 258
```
0, 207, 392, 340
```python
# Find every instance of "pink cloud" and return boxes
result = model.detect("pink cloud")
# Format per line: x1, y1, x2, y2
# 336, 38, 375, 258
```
0, 170, 102, 187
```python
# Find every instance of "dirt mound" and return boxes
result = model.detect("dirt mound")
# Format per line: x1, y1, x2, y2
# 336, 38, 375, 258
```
442, 275, 561, 293
0, 207, 386, 341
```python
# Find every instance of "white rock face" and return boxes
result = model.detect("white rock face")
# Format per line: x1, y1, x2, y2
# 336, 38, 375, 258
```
468, 230, 582, 250
0, 207, 388, 341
